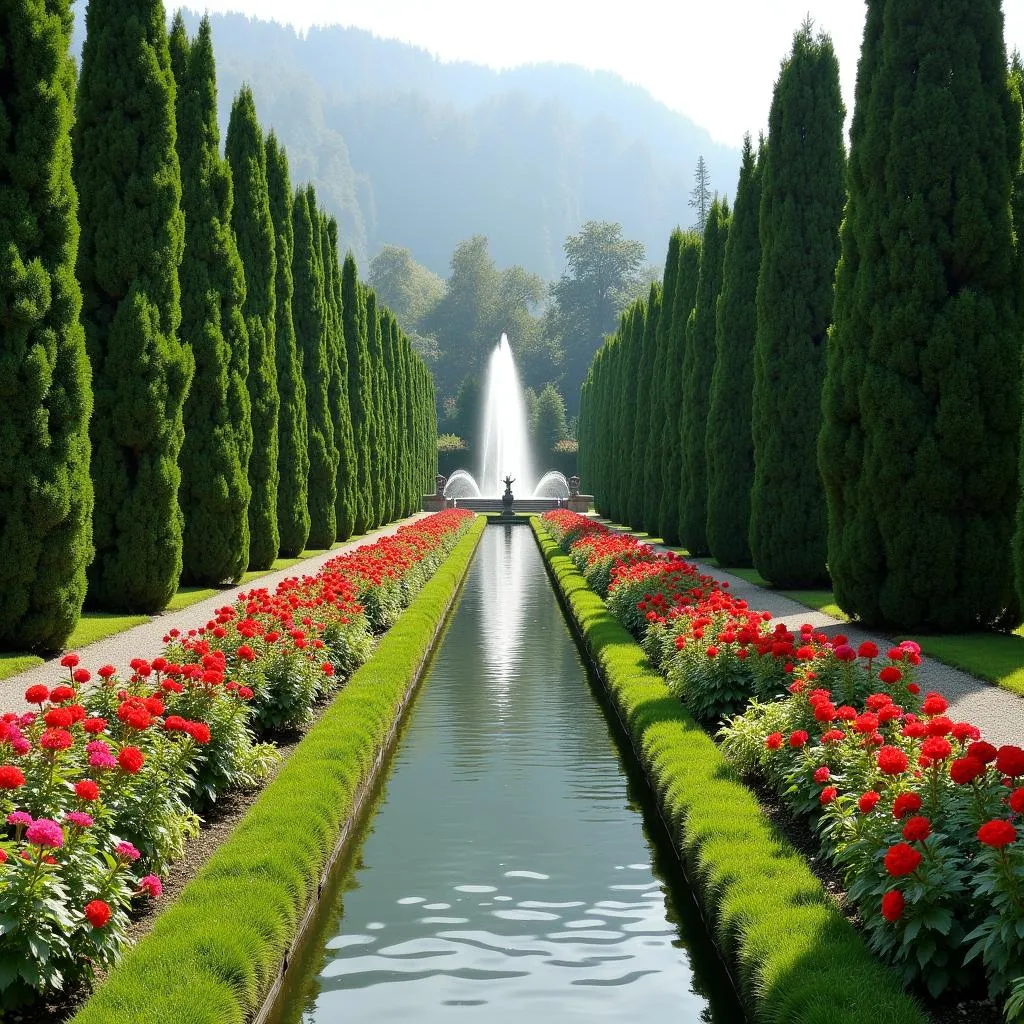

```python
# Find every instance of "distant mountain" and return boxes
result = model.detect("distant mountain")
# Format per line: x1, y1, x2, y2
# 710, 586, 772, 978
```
72, 6, 740, 279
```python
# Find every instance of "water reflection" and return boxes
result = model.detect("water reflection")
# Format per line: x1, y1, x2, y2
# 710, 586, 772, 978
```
269, 526, 741, 1023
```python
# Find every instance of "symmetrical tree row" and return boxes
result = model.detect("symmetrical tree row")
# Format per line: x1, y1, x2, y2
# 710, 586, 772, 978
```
582, 6, 1023, 631
0, 0, 437, 652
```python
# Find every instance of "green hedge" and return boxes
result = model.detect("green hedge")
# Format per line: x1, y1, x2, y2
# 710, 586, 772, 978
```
532, 518, 926, 1024
72, 515, 486, 1024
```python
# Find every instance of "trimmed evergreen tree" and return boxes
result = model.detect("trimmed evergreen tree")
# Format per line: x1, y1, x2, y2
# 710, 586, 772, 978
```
74, 0, 193, 612
628, 285, 659, 529
393, 331, 411, 517
343, 255, 373, 533
0, 0, 94, 651
658, 233, 701, 545
821, 1, 1022, 628
171, 15, 250, 586
364, 288, 386, 529
643, 231, 681, 533
678, 197, 730, 554
750, 21, 845, 587
381, 312, 401, 522
324, 218, 357, 541
227, 86, 279, 570
706, 136, 763, 567
617, 303, 643, 522
292, 186, 336, 548
266, 133, 309, 557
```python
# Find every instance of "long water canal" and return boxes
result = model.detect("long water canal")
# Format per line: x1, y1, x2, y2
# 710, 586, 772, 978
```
269, 524, 741, 1022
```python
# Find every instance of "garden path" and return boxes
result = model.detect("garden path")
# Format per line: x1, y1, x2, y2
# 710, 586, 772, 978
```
0, 515, 426, 716
598, 521, 1024, 747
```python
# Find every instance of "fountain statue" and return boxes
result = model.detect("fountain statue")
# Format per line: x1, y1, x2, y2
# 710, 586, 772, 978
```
423, 473, 449, 512
502, 475, 515, 509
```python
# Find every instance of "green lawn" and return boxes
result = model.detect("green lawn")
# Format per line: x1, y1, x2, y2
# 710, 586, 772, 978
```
0, 653, 44, 682
906, 632, 1024, 698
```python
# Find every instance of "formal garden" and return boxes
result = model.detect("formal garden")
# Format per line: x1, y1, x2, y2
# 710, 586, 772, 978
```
2, 0, 1024, 1021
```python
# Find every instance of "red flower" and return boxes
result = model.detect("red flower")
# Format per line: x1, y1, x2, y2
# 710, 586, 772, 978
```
996, 746, 1024, 778
893, 792, 923, 820
97, 665, 116, 680
24, 685, 49, 705
921, 737, 952, 761
321, 662, 335, 677
765, 732, 783, 751
1010, 788, 1024, 814
884, 842, 922, 877
978, 820, 1017, 849
854, 713, 879, 734
75, 779, 100, 801
50, 685, 75, 703
926, 716, 952, 736
814, 766, 830, 783
60, 653, 80, 669
879, 666, 902, 685
0, 766, 25, 790
877, 746, 909, 775
814, 703, 836, 723
82, 717, 107, 735
789, 731, 809, 749
40, 729, 72, 751
72, 669, 91, 684
163, 716, 188, 732
951, 722, 981, 744
117, 747, 144, 774
43, 708, 73, 729
185, 722, 211, 745
236, 645, 256, 662
821, 729, 846, 744
921, 693, 948, 716
902, 816, 931, 843
858, 642, 879, 659
858, 791, 880, 814
820, 786, 838, 805
968, 741, 999, 765
881, 890, 904, 922
949, 757, 985, 786
84, 899, 111, 929
834, 645, 856, 662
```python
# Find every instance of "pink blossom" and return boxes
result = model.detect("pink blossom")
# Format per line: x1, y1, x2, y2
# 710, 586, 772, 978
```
66, 811, 94, 829
139, 874, 163, 898
7, 811, 32, 828
115, 841, 141, 862
25, 818, 64, 849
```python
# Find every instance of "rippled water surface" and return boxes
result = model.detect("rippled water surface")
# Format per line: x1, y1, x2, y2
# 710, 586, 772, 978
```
271, 525, 741, 1022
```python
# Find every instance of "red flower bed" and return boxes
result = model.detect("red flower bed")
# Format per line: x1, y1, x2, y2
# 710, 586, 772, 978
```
0, 510, 474, 1009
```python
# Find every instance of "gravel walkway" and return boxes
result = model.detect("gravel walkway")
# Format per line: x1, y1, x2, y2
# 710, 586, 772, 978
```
0, 515, 426, 715
596, 521, 1024, 747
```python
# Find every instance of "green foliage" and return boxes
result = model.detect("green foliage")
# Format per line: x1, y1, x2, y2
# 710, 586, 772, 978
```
533, 519, 926, 1024
364, 289, 386, 529
627, 284, 660, 530
324, 219, 357, 541
74, 0, 194, 612
706, 136, 763, 567
172, 16, 251, 587
343, 254, 373, 534
227, 86, 280, 570
292, 186, 336, 548
658, 232, 701, 545
265, 133, 309, 557
678, 198, 730, 554
0, 0, 93, 651
533, 382, 570, 456
70, 517, 484, 1024
614, 303, 643, 522
751, 22, 845, 588
822, 1, 1022, 629
381, 312, 401, 521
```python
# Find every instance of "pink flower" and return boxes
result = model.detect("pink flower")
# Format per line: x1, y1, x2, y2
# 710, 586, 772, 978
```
115, 841, 141, 862
66, 811, 94, 829
25, 818, 64, 849
7, 811, 33, 828
139, 874, 163, 899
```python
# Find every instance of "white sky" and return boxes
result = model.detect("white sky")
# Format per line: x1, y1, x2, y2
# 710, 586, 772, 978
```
185, 1, 1024, 147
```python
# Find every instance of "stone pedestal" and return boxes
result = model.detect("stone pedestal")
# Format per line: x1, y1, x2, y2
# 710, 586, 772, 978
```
567, 494, 593, 514
423, 495, 449, 512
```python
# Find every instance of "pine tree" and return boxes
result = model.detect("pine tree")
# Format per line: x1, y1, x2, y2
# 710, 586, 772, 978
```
689, 156, 712, 233
0, 0, 93, 651
706, 136, 763, 567
750, 21, 845, 587
171, 16, 250, 586
642, 232, 682, 533
292, 187, 336, 548
364, 289, 386, 529
678, 198, 730, 554
226, 86, 279, 570
74, 0, 193, 612
343, 256, 373, 532
821, 1, 1022, 628
265, 133, 309, 557
323, 219, 357, 541
658, 233, 701, 545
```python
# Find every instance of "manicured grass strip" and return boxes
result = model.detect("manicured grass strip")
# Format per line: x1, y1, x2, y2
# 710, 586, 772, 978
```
67, 611, 151, 647
71, 516, 485, 1024
532, 519, 925, 1024
0, 654, 44, 682
907, 632, 1024, 698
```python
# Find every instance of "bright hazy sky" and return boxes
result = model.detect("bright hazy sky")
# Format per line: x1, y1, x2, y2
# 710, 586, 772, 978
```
186, 1, 1024, 147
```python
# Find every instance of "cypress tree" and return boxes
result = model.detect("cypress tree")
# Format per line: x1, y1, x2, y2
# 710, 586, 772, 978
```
393, 331, 410, 517
364, 289, 386, 529
171, 16, 250, 586
292, 187, 336, 548
617, 304, 644, 522
343, 256, 373, 532
266, 133, 309, 557
74, 0, 193, 612
227, 86, 279, 570
628, 286, 660, 529
658, 233, 701, 545
381, 312, 401, 522
678, 197, 730, 554
0, 0, 93, 651
643, 232, 682, 533
821, 1, 1022, 629
706, 136, 763, 567
750, 21, 845, 587
324, 219, 357, 541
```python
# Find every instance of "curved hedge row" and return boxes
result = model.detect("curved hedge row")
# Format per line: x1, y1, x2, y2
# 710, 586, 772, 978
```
531, 518, 926, 1024
71, 515, 485, 1024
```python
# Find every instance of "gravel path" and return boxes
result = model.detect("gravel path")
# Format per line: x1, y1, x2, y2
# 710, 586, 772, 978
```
596, 521, 1024, 747
0, 515, 426, 715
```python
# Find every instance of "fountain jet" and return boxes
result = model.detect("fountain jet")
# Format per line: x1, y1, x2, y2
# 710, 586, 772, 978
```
479, 334, 533, 498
